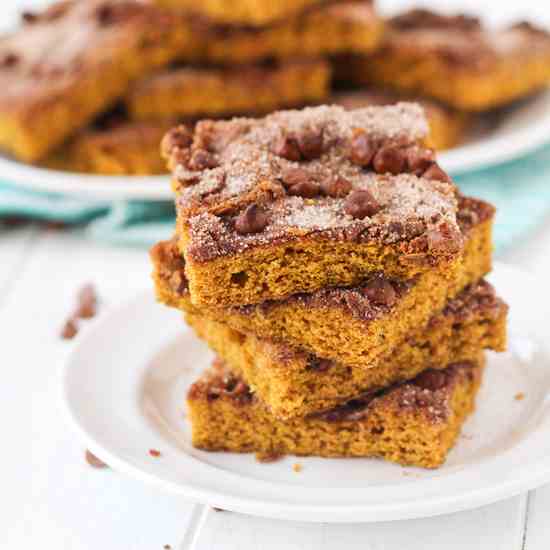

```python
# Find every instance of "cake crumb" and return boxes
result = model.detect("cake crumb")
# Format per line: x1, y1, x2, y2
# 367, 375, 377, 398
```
60, 318, 79, 340
149, 449, 162, 457
85, 449, 108, 469
255, 451, 284, 463
212, 507, 225, 512
60, 283, 99, 339
514, 392, 525, 401
292, 463, 303, 473
75, 283, 98, 319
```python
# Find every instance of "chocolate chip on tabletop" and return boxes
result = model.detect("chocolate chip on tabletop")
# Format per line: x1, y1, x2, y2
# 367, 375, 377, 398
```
59, 283, 99, 340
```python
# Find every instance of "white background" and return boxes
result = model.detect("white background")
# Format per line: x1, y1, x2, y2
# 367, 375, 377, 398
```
2, 0, 550, 548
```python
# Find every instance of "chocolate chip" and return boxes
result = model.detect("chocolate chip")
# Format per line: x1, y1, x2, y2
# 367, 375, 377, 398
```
21, 11, 38, 24
414, 369, 447, 391
423, 162, 452, 183
270, 133, 302, 161
362, 278, 397, 307
75, 283, 97, 319
280, 167, 311, 188
0, 53, 19, 68
235, 204, 269, 234
96, 4, 115, 25
188, 149, 218, 171
373, 145, 406, 175
163, 125, 192, 153
149, 449, 162, 457
320, 176, 352, 198
297, 129, 323, 160
281, 167, 319, 198
85, 449, 109, 469
344, 190, 381, 219
349, 129, 375, 167
288, 181, 320, 198
406, 146, 436, 175
60, 318, 78, 340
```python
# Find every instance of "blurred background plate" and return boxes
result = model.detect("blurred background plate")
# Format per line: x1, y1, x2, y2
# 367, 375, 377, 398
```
0, 159, 172, 200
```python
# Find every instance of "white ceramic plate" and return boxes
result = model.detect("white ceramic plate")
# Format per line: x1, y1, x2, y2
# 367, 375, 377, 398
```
3, 90, 550, 200
63, 262, 550, 523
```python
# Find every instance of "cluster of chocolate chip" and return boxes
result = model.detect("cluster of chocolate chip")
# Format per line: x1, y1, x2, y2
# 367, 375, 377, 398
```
270, 128, 324, 162
163, 125, 220, 174
348, 129, 450, 182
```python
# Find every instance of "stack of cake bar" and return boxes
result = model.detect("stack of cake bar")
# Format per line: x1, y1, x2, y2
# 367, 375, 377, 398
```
151, 102, 508, 469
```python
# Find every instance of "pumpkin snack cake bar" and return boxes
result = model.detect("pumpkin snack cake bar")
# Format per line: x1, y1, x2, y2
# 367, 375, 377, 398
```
151, 196, 495, 371
331, 90, 471, 151
188, 1, 383, 65
0, 0, 193, 162
187, 355, 485, 468
44, 120, 174, 175
126, 59, 331, 122
163, 104, 464, 307
344, 9, 550, 111
186, 280, 506, 419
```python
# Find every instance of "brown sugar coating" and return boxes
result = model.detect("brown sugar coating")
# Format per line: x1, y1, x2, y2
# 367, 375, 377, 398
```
330, 90, 471, 151
126, 59, 331, 121
164, 104, 463, 306
345, 9, 550, 111
152, 196, 494, 369
186, 279, 507, 419
187, 356, 484, 468
0, 0, 194, 162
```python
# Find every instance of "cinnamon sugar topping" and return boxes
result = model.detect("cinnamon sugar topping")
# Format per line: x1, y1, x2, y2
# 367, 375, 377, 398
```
166, 104, 463, 262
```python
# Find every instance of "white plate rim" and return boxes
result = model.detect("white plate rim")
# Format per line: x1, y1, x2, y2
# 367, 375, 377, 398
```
62, 262, 550, 522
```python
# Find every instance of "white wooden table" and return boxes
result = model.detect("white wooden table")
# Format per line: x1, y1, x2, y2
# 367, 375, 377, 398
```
2, 212, 549, 549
